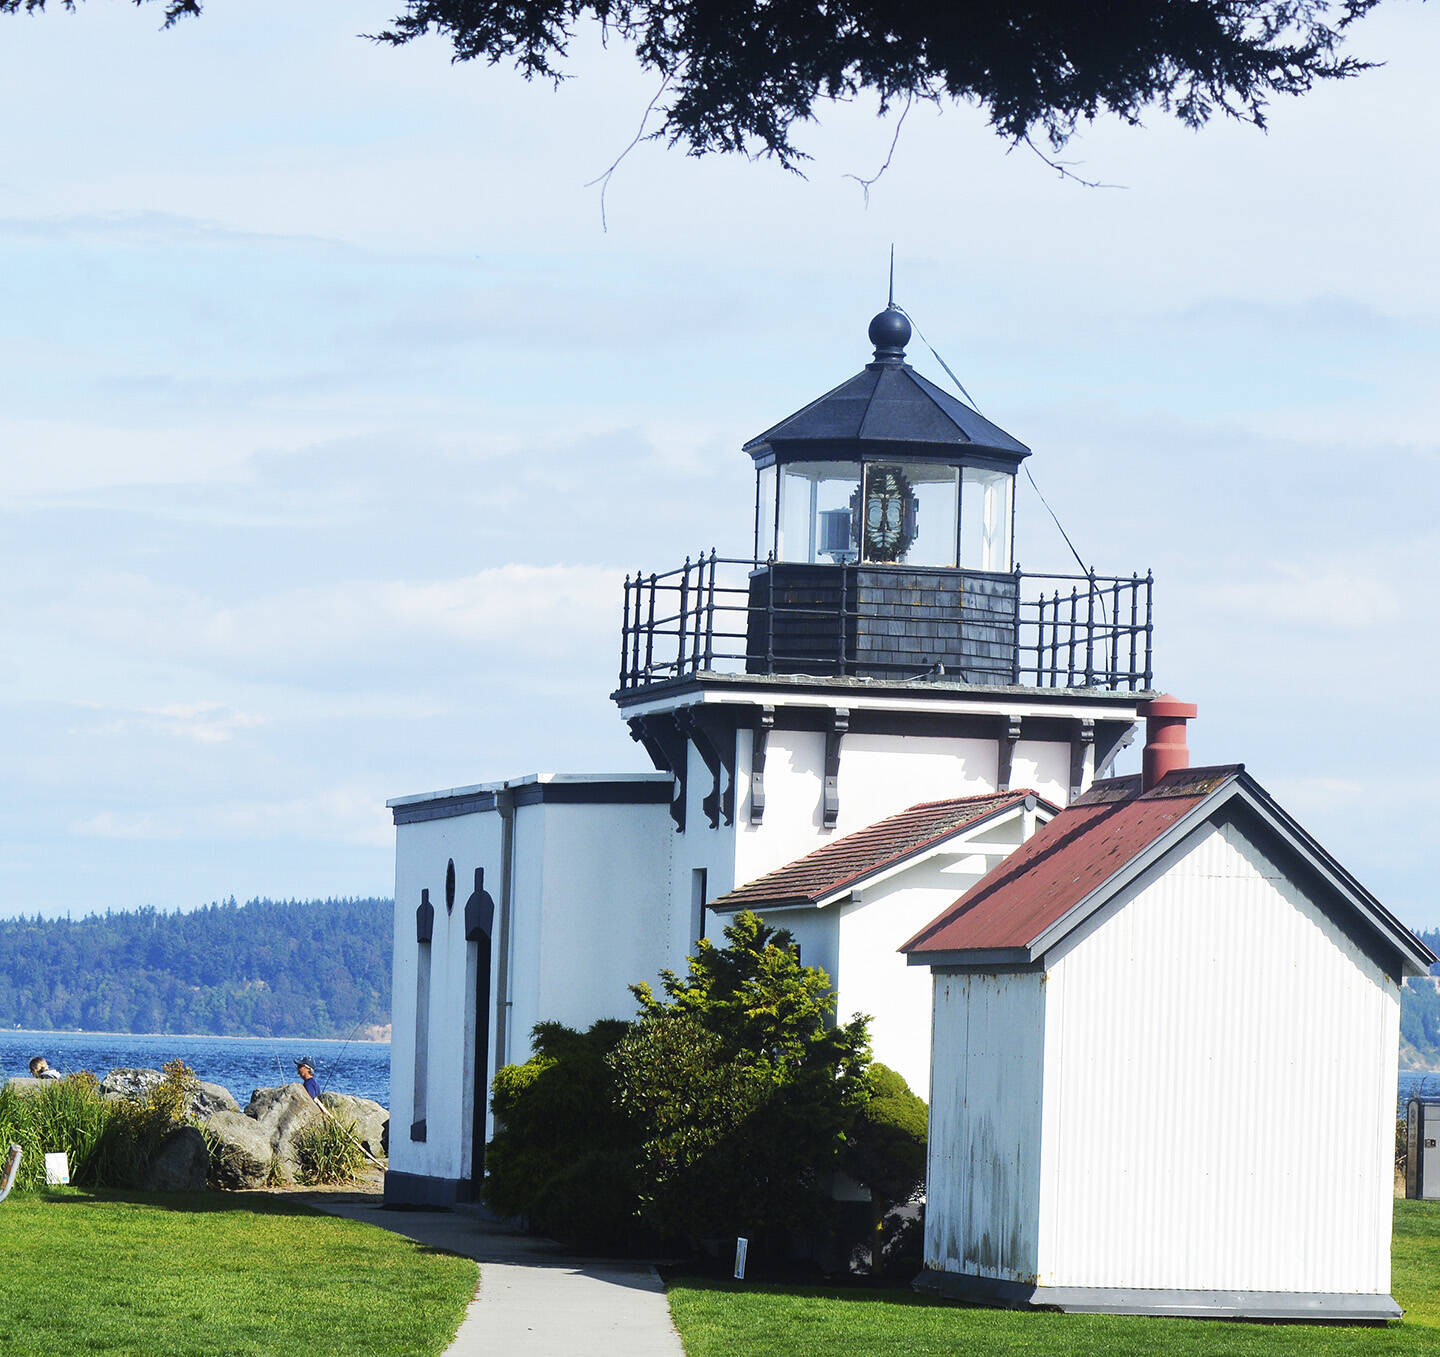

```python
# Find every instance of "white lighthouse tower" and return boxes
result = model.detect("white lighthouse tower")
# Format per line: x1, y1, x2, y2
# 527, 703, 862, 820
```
383, 303, 1158, 1206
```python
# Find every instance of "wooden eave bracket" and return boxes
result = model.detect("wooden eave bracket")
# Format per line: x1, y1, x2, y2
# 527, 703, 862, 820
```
823, 708, 849, 829
680, 710, 732, 830
629, 715, 688, 832
750, 705, 775, 824
1069, 718, 1096, 801
998, 715, 1023, 791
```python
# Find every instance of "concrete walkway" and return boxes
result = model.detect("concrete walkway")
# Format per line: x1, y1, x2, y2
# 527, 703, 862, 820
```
307, 1195, 686, 1357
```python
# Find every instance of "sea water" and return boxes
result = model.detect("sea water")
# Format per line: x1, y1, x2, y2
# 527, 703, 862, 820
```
0, 1029, 389, 1108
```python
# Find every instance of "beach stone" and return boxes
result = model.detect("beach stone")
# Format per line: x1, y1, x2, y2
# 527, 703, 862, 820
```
99, 1067, 241, 1120
245, 1083, 323, 1173
4, 1077, 46, 1096
318, 1092, 389, 1160
141, 1125, 209, 1192
206, 1110, 275, 1189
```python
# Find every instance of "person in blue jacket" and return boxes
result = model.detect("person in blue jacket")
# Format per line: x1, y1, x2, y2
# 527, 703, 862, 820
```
294, 1057, 321, 1099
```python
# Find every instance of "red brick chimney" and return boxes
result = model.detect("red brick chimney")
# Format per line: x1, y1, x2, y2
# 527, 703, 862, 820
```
1140, 694, 1197, 791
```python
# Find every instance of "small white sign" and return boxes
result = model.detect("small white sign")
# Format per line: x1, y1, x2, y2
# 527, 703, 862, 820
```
733, 1236, 748, 1280
44, 1152, 70, 1186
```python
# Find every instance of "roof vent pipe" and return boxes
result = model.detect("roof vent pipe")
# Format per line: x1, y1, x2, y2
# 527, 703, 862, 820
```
1140, 695, 1198, 792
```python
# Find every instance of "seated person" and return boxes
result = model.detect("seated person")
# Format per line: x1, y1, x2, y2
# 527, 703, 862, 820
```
27, 1057, 61, 1081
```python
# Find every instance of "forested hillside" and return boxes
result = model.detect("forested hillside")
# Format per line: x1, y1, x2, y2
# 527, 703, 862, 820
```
1401, 930, 1440, 1070
0, 898, 391, 1038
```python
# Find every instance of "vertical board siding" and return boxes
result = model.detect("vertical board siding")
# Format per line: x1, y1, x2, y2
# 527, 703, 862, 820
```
1037, 819, 1398, 1294
926, 972, 1046, 1283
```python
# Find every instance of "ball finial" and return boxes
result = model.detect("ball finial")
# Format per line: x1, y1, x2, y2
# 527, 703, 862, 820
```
869, 305, 911, 363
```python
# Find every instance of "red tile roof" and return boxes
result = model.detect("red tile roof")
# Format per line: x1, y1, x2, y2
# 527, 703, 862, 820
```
903, 766, 1244, 957
709, 791, 1040, 912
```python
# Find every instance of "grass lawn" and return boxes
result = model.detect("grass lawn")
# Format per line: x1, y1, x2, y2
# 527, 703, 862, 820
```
668, 1201, 1440, 1356
0, 1189, 477, 1357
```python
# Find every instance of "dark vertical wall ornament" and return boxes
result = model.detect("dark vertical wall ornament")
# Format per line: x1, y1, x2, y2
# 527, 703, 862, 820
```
464, 868, 495, 942
750, 705, 774, 824
445, 860, 456, 913
823, 708, 849, 829
416, 889, 435, 943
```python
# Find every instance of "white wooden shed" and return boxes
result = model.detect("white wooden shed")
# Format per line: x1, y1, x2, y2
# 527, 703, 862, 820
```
903, 756, 1433, 1321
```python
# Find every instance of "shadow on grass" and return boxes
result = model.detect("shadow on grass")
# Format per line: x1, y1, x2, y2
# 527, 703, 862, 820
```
38, 1187, 348, 1218
668, 1275, 956, 1309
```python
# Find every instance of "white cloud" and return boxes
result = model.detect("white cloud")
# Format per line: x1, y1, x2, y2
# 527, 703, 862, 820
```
71, 784, 391, 847
69, 699, 266, 745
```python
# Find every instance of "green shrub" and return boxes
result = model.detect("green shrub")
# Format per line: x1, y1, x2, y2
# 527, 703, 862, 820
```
0, 1059, 204, 1191
0, 1073, 121, 1190
293, 1114, 366, 1185
614, 911, 870, 1246
484, 1019, 640, 1240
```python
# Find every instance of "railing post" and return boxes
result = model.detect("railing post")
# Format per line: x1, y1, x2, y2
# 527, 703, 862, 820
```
1012, 566, 1023, 683
620, 573, 631, 689
1110, 578, 1120, 687
1067, 587, 1078, 686
765, 552, 775, 673
643, 572, 656, 679
837, 561, 848, 676
703, 549, 716, 669
1143, 569, 1154, 689
1129, 574, 1140, 691
1084, 569, 1096, 687
1057, 592, 1064, 684
677, 556, 690, 676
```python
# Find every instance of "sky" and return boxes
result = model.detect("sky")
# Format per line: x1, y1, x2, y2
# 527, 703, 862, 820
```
1, 1, 1436, 926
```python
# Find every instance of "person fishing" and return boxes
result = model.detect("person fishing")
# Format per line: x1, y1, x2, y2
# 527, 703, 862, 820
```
293, 1055, 385, 1170
294, 1056, 321, 1099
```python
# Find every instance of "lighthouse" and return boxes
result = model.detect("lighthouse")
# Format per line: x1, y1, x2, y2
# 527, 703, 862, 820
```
383, 302, 1159, 1206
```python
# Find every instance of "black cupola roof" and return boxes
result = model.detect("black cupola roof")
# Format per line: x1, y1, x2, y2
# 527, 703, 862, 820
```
744, 305, 1031, 465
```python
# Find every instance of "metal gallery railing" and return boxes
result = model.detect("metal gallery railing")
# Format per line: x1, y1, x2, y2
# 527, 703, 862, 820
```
617, 552, 1153, 692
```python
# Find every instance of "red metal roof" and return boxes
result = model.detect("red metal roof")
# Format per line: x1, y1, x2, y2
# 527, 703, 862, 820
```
709, 791, 1040, 912
903, 766, 1243, 956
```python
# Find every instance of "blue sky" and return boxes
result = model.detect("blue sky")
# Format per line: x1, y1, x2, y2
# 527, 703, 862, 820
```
2, 1, 1436, 925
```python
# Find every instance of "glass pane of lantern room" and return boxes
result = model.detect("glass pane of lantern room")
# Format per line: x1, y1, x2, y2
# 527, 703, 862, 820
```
778, 462, 860, 563
960, 467, 1014, 572
755, 464, 777, 562
860, 463, 958, 567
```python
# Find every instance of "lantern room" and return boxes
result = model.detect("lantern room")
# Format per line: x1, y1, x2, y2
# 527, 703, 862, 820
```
617, 302, 1154, 695
749, 306, 1026, 575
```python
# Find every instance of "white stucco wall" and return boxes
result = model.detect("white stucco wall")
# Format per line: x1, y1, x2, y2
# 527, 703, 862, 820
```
835, 855, 994, 1095
390, 786, 672, 1190
925, 971, 1047, 1284
1035, 818, 1400, 1295
388, 808, 503, 1185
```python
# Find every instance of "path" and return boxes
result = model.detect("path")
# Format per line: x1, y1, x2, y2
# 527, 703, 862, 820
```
306, 1195, 686, 1357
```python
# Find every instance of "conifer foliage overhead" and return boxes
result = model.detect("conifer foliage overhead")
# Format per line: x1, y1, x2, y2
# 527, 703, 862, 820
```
6, 0, 1385, 168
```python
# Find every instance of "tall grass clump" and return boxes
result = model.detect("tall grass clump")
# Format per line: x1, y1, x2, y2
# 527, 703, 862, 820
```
0, 1059, 201, 1191
293, 1114, 365, 1185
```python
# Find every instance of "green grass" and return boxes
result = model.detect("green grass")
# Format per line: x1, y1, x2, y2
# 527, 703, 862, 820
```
0, 1190, 477, 1357
668, 1201, 1440, 1355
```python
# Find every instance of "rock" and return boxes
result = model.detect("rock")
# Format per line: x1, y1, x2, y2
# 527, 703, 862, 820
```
244, 1084, 323, 1174
98, 1068, 240, 1121
3, 1077, 46, 1096
141, 1125, 208, 1192
205, 1110, 276, 1189
318, 1092, 389, 1161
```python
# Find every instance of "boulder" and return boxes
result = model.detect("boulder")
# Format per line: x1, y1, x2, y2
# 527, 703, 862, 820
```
244, 1084, 323, 1174
141, 1125, 208, 1192
99, 1068, 240, 1120
3, 1077, 46, 1096
205, 1111, 275, 1189
318, 1092, 389, 1161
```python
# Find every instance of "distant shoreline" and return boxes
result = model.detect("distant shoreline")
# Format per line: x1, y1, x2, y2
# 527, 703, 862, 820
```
4, 1026, 391, 1044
